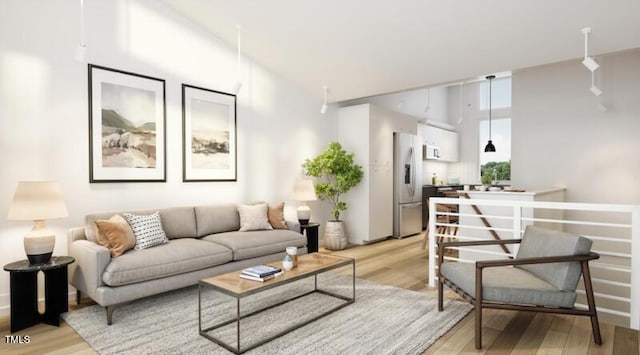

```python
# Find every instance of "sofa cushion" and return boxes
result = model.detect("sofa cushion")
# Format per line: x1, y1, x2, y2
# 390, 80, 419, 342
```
85, 207, 197, 243
159, 207, 197, 239
102, 238, 232, 286
201, 229, 306, 261
195, 204, 240, 237
515, 226, 592, 291
440, 262, 577, 308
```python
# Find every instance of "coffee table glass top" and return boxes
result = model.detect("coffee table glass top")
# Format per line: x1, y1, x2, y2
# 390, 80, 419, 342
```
201, 253, 352, 295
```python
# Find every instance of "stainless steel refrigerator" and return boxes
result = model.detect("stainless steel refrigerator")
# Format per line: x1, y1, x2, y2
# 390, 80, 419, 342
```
393, 132, 423, 238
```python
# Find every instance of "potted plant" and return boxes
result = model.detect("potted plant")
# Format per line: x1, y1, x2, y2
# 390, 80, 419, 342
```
302, 142, 363, 250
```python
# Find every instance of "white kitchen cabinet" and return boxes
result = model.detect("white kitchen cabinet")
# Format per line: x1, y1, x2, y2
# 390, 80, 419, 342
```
418, 124, 458, 162
338, 104, 416, 245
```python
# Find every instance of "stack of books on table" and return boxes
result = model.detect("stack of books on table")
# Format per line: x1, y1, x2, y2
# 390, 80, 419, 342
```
239, 265, 283, 282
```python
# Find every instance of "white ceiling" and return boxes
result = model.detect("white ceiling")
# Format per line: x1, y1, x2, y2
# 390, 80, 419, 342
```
164, 0, 640, 102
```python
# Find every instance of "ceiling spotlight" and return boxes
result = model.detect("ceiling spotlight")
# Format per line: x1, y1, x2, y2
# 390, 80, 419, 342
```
74, 0, 87, 62
582, 57, 599, 72
424, 88, 431, 113
590, 85, 602, 97
320, 86, 328, 114
597, 103, 608, 112
589, 69, 602, 96
581, 27, 599, 72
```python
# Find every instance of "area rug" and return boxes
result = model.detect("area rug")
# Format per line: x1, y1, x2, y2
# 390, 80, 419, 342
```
62, 275, 471, 354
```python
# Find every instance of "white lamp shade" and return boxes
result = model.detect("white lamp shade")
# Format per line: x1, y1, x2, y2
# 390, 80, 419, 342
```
292, 180, 317, 201
8, 181, 68, 221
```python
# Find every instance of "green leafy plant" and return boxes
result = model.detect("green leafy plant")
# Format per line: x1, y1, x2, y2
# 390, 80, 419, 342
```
481, 171, 492, 185
302, 142, 364, 221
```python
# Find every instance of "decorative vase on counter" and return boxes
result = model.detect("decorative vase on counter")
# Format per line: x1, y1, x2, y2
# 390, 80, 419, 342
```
324, 221, 347, 250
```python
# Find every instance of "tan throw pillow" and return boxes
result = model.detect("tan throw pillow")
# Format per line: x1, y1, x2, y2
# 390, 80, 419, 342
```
94, 215, 136, 257
268, 202, 288, 229
238, 203, 273, 231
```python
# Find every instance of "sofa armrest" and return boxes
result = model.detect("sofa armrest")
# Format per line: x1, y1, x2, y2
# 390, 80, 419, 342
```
287, 220, 301, 233
68, 239, 111, 303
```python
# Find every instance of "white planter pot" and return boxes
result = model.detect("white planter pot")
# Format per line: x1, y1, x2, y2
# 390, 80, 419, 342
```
324, 221, 347, 250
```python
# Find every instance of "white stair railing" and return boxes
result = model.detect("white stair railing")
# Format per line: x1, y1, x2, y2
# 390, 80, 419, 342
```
428, 197, 640, 330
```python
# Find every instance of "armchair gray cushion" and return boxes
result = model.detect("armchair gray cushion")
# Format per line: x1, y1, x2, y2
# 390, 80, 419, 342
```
440, 263, 577, 308
515, 226, 592, 291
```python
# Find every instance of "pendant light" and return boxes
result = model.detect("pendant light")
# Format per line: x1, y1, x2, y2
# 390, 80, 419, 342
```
232, 24, 242, 94
320, 85, 328, 114
484, 75, 496, 153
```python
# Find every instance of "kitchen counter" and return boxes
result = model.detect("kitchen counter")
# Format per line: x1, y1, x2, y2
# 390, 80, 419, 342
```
457, 187, 565, 197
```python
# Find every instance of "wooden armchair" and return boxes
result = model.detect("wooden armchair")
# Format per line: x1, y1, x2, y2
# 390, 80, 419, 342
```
437, 226, 602, 349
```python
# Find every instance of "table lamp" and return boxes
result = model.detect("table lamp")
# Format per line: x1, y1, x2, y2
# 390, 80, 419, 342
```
8, 181, 68, 264
292, 179, 317, 225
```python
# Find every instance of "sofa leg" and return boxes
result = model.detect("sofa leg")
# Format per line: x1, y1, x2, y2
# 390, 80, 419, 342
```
106, 306, 114, 325
76, 290, 82, 305
438, 279, 444, 311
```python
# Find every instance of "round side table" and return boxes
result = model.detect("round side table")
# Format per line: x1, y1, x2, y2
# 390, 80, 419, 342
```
300, 223, 320, 253
3, 256, 75, 332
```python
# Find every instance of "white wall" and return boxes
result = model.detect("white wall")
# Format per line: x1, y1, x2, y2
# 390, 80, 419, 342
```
339, 86, 449, 124
511, 50, 640, 204
0, 0, 336, 315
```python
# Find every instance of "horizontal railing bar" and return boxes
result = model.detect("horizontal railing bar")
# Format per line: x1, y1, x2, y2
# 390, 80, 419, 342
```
443, 247, 514, 258
591, 250, 632, 258
591, 278, 632, 288
576, 290, 630, 303
591, 263, 631, 273
574, 303, 631, 318
430, 197, 636, 213
436, 211, 515, 220
521, 217, 631, 229
582, 235, 632, 243
446, 224, 513, 233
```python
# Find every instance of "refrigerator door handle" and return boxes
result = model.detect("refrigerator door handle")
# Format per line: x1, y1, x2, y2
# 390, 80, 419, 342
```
403, 202, 422, 208
407, 147, 415, 196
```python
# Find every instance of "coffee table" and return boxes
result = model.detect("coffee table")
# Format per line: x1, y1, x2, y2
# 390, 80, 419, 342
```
199, 253, 355, 354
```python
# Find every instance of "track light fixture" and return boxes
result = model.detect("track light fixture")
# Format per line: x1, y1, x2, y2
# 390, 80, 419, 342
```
320, 86, 328, 114
590, 71, 602, 96
581, 27, 599, 72
74, 0, 87, 62
232, 24, 242, 94
424, 88, 431, 113
484, 75, 496, 153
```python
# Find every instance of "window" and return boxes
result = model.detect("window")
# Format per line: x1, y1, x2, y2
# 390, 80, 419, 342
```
479, 77, 511, 110
479, 118, 511, 183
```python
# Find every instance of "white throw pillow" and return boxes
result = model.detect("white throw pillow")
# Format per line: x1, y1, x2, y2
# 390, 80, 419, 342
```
123, 211, 168, 250
238, 203, 273, 232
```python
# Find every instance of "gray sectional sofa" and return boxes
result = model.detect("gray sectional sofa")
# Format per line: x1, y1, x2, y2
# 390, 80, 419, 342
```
67, 204, 307, 324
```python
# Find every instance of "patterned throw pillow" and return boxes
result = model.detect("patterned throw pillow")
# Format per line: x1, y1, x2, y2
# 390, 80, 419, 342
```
238, 203, 273, 231
123, 212, 168, 250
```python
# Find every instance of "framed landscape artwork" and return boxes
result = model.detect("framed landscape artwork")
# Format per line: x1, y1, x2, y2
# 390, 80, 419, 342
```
88, 64, 166, 182
182, 84, 237, 182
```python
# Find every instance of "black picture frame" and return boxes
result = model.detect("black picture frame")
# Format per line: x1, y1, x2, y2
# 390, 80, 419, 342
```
182, 84, 237, 182
88, 64, 166, 183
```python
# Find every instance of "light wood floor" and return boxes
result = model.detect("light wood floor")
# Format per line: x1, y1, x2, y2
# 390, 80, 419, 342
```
1, 233, 639, 354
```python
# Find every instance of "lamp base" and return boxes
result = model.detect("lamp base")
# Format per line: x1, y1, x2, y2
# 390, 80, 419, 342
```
24, 221, 55, 265
298, 218, 310, 225
27, 252, 53, 265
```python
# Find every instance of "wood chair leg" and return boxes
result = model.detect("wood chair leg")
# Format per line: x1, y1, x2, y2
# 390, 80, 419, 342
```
421, 227, 429, 250
475, 267, 483, 349
438, 279, 444, 311
582, 261, 602, 345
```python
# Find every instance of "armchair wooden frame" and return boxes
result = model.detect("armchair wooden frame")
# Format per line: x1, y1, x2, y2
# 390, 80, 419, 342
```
437, 239, 602, 349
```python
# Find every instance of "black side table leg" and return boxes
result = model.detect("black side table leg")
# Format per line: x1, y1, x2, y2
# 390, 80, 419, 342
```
42, 266, 69, 327
9, 272, 40, 333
